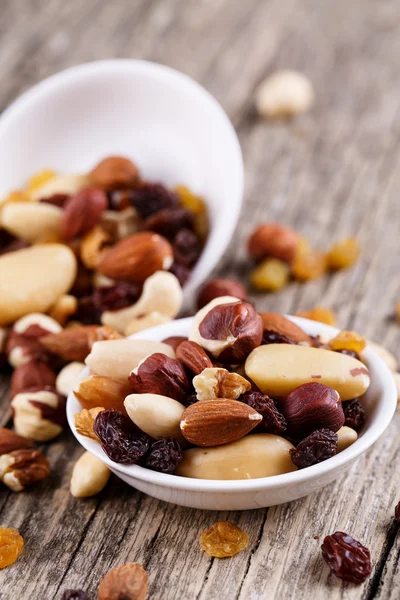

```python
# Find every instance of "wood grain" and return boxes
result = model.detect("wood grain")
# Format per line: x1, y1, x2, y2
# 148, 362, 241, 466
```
1, 0, 400, 598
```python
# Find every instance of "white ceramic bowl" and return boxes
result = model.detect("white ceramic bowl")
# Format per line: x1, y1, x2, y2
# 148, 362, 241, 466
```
0, 59, 243, 302
67, 316, 397, 511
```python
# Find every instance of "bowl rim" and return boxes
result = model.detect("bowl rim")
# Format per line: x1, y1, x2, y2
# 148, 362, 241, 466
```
67, 315, 397, 493
0, 59, 244, 303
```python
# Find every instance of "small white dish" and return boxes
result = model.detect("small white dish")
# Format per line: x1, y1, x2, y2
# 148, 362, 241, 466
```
67, 316, 397, 511
0, 59, 243, 302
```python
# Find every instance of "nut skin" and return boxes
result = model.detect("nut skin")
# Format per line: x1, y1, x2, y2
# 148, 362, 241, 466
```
279, 382, 345, 439
11, 360, 57, 397
97, 562, 148, 600
197, 278, 248, 309
180, 398, 262, 447
61, 187, 108, 240
0, 448, 50, 492
176, 340, 214, 374
193, 368, 251, 400
129, 353, 190, 403
162, 336, 188, 352
0, 428, 33, 455
248, 223, 299, 263
196, 300, 263, 363
74, 376, 131, 414
259, 313, 311, 345
41, 326, 99, 361
90, 156, 139, 189
98, 231, 174, 283
6, 313, 62, 367
11, 387, 66, 441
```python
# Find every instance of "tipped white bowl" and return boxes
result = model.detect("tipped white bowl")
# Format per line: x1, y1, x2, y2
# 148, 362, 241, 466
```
67, 316, 397, 511
0, 59, 243, 302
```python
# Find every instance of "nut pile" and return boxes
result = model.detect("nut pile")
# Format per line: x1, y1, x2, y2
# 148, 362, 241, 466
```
74, 298, 371, 479
248, 222, 360, 292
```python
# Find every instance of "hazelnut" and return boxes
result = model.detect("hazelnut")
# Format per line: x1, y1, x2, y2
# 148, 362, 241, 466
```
11, 388, 66, 441
189, 296, 263, 364
248, 223, 299, 263
7, 313, 62, 367
279, 382, 345, 439
197, 278, 248, 309
0, 448, 50, 492
128, 353, 190, 403
193, 368, 251, 400
98, 563, 148, 600
90, 156, 139, 189
162, 336, 189, 352
11, 360, 57, 397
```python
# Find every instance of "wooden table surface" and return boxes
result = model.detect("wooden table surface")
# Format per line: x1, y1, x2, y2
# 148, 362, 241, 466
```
1, 0, 400, 598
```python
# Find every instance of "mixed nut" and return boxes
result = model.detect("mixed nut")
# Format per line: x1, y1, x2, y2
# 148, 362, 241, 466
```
72, 298, 371, 479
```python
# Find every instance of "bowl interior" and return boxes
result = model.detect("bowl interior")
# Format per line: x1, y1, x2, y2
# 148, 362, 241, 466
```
0, 60, 243, 299
67, 315, 397, 492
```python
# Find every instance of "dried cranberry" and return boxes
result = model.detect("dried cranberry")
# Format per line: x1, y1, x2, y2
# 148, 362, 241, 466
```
73, 296, 102, 325
130, 183, 178, 218
185, 394, 199, 407
40, 193, 69, 208
173, 229, 202, 268
93, 283, 141, 312
321, 531, 372, 583
262, 330, 295, 345
94, 409, 151, 464
143, 207, 194, 240
395, 501, 400, 522
169, 262, 190, 286
107, 189, 135, 211
144, 438, 183, 474
290, 428, 338, 469
240, 391, 287, 434
61, 590, 89, 600
335, 348, 360, 360
342, 399, 366, 430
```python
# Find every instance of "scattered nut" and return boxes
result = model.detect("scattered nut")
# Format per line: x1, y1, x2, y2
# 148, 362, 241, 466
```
197, 278, 248, 309
0, 427, 33, 455
1, 202, 63, 243
70, 451, 110, 498
124, 312, 171, 336
0, 448, 50, 492
248, 223, 299, 262
255, 69, 315, 119
193, 367, 251, 400
56, 362, 85, 397
90, 156, 139, 189
48, 295, 78, 326
11, 360, 57, 397
74, 407, 104, 440
11, 388, 65, 441
6, 313, 60, 367
180, 398, 262, 447
189, 296, 263, 363
124, 393, 186, 444
97, 562, 148, 600
337, 426, 358, 452
176, 340, 214, 374
74, 376, 131, 413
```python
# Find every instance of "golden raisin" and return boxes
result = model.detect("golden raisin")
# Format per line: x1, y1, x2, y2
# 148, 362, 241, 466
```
200, 522, 249, 558
26, 169, 56, 192
2, 190, 29, 205
175, 185, 206, 215
0, 528, 24, 569
296, 307, 337, 326
291, 249, 326, 281
329, 330, 366, 353
326, 238, 360, 270
250, 258, 290, 291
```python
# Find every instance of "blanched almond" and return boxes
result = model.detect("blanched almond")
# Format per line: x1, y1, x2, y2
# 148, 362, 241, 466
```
124, 393, 186, 443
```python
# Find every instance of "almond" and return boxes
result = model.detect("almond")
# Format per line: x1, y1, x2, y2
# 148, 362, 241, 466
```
74, 375, 131, 414
176, 340, 214, 374
259, 312, 311, 345
41, 326, 98, 361
98, 231, 173, 283
61, 187, 108, 240
0, 428, 33, 455
180, 398, 262, 447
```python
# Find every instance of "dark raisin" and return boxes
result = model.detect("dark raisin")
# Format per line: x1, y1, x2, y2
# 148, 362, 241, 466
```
94, 409, 151, 464
107, 189, 135, 211
0, 228, 16, 250
321, 531, 372, 583
40, 193, 69, 208
73, 296, 102, 325
240, 391, 287, 434
173, 228, 202, 268
185, 394, 199, 407
342, 399, 366, 430
142, 207, 194, 240
144, 438, 183, 474
130, 183, 178, 218
0, 232, 30, 256
93, 283, 141, 312
335, 348, 360, 360
61, 590, 89, 600
262, 329, 295, 345
169, 262, 190, 286
290, 428, 338, 469
395, 501, 400, 522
